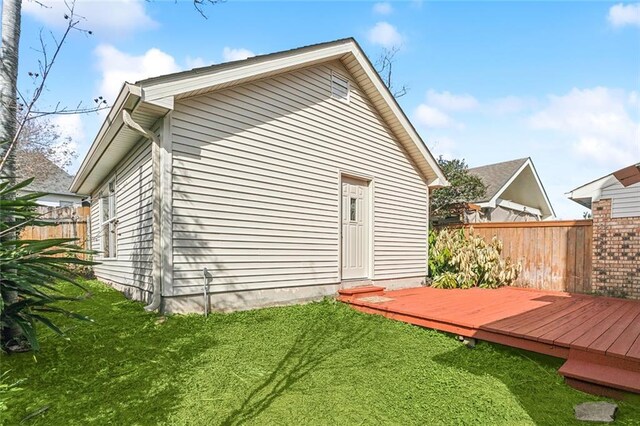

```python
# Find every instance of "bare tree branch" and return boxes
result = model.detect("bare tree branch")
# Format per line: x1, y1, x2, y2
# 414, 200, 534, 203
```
0, 0, 107, 172
375, 46, 409, 99
191, 0, 225, 19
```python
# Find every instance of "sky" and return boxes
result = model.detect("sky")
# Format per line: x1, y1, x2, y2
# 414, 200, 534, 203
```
14, 0, 640, 218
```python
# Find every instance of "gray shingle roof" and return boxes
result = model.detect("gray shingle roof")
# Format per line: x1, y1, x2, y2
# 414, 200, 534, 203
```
468, 158, 529, 203
15, 150, 76, 195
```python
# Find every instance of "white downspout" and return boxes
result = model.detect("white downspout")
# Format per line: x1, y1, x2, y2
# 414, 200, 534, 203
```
122, 109, 163, 311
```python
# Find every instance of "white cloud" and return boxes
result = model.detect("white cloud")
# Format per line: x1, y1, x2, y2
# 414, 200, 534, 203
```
94, 44, 181, 101
222, 47, 255, 63
529, 87, 640, 167
426, 90, 479, 112
23, 0, 157, 36
373, 2, 393, 15
413, 105, 456, 129
367, 22, 403, 48
608, 3, 640, 28
485, 96, 533, 115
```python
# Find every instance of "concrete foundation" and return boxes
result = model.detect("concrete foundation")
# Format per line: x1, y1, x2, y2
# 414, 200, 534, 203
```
98, 275, 425, 314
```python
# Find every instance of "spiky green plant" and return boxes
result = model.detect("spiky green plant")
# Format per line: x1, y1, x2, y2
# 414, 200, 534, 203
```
0, 177, 97, 351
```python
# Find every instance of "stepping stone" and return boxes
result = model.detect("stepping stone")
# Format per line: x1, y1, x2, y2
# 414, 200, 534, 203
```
574, 402, 617, 423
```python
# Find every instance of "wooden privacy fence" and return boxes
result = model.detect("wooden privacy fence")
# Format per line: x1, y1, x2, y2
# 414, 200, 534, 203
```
459, 220, 593, 293
20, 206, 91, 256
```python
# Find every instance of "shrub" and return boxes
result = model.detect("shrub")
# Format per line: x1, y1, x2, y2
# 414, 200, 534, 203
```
0, 177, 97, 351
428, 228, 521, 289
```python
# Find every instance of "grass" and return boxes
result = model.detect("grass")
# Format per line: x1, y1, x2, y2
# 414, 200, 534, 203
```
2, 281, 640, 425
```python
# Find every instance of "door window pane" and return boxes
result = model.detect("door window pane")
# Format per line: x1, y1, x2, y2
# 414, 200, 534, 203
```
350, 197, 357, 221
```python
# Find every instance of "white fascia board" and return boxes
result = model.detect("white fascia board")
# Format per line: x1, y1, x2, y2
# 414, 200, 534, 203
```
70, 83, 141, 193
487, 158, 554, 217
350, 46, 449, 188
142, 44, 353, 102
526, 159, 556, 217
566, 175, 617, 203
496, 198, 542, 216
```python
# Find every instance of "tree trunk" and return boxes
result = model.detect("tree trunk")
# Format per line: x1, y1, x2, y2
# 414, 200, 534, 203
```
0, 0, 23, 350
0, 0, 21, 177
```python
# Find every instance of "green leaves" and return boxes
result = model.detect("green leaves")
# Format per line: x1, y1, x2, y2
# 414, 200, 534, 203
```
1, 177, 97, 351
428, 228, 521, 289
430, 157, 487, 221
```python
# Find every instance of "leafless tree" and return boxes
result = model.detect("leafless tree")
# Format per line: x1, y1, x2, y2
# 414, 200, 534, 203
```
0, 1, 108, 174
375, 46, 408, 99
16, 110, 78, 170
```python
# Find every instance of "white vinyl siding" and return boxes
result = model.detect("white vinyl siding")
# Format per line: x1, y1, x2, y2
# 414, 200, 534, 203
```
89, 139, 154, 293
170, 60, 428, 295
602, 181, 640, 218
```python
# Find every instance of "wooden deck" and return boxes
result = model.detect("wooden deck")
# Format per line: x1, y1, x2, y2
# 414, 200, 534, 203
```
338, 286, 640, 397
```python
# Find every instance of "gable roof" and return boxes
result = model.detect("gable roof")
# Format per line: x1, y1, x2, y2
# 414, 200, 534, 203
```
468, 158, 529, 203
567, 162, 640, 208
468, 157, 555, 219
70, 38, 448, 194
16, 150, 77, 196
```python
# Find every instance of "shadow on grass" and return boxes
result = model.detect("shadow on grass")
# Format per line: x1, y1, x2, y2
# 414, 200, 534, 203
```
220, 307, 373, 426
431, 341, 640, 425
1, 282, 215, 425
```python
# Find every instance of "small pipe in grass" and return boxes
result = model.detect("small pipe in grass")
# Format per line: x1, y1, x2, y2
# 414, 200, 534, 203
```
203, 267, 209, 317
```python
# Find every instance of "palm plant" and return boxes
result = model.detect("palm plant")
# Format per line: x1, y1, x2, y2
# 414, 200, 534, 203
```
0, 177, 97, 351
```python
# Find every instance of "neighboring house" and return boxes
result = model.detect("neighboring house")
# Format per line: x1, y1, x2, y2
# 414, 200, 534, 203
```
567, 163, 640, 299
15, 150, 84, 207
70, 38, 448, 313
465, 157, 555, 222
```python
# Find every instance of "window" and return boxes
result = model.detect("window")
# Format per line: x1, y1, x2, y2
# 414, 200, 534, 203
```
331, 72, 350, 102
101, 178, 117, 258
350, 197, 357, 221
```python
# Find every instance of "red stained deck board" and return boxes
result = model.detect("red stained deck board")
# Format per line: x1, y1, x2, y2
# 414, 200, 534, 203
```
500, 298, 597, 338
588, 306, 640, 356
570, 302, 638, 350
512, 298, 606, 339
559, 358, 640, 394
480, 297, 577, 333
626, 335, 640, 361
607, 311, 640, 359
544, 302, 622, 346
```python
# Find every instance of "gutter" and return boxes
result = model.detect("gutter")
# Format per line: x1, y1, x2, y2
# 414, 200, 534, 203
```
70, 83, 142, 194
122, 109, 163, 312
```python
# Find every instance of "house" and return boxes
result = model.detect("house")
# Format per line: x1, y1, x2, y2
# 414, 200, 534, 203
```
465, 157, 555, 222
567, 163, 640, 299
69, 38, 448, 313
16, 150, 84, 207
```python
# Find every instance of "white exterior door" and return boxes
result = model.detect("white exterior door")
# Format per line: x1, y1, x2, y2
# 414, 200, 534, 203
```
341, 176, 370, 280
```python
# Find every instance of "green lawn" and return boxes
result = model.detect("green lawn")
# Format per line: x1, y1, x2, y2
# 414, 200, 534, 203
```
2, 281, 639, 425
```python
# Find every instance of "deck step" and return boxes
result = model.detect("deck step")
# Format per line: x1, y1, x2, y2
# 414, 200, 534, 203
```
559, 358, 640, 394
337, 286, 385, 300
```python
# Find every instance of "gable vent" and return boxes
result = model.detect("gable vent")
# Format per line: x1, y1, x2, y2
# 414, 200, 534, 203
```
331, 72, 350, 102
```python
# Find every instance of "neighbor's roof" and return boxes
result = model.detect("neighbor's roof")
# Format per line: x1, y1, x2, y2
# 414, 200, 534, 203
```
16, 150, 77, 196
566, 162, 640, 208
468, 158, 529, 203
70, 37, 448, 194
